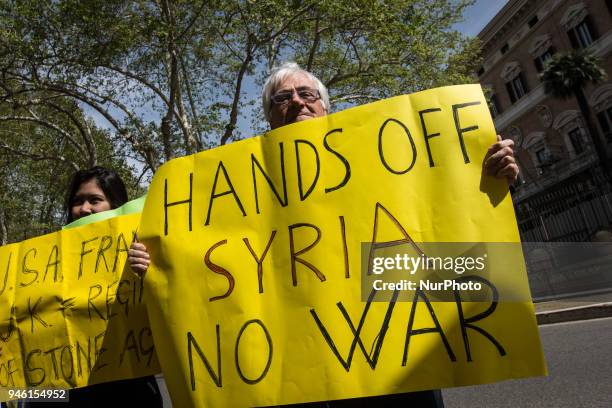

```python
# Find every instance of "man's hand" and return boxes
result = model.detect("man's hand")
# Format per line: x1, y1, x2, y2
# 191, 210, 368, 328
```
484, 135, 519, 183
128, 242, 150, 277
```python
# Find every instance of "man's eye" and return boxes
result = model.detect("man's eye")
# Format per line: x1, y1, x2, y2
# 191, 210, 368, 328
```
274, 92, 292, 102
299, 90, 316, 98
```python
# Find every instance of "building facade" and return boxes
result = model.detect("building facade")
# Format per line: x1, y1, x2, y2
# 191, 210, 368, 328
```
478, 0, 612, 241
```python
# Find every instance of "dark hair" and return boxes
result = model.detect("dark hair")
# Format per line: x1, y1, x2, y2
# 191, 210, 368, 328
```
64, 166, 129, 223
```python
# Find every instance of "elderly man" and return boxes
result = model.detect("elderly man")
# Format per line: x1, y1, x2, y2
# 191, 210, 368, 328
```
262, 62, 518, 181
260, 62, 517, 408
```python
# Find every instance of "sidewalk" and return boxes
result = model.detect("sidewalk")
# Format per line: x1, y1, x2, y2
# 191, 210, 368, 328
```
534, 290, 612, 325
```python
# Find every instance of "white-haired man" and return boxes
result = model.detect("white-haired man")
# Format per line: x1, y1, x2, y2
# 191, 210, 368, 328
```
262, 62, 518, 181
127, 63, 517, 407
261, 62, 517, 407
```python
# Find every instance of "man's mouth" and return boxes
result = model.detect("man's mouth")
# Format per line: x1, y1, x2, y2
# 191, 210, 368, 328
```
284, 110, 313, 125
293, 112, 312, 121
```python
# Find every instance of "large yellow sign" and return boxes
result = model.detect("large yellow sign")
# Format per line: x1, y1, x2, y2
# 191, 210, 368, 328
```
138, 85, 547, 407
0, 213, 160, 398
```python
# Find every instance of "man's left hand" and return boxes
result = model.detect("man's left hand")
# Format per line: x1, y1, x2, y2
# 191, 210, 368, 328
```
484, 135, 519, 183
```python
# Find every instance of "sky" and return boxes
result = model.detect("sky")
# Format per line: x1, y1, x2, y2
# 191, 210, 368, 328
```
455, 0, 509, 37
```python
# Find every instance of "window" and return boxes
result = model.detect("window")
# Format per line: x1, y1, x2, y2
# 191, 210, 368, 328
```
576, 21, 594, 46
568, 128, 584, 154
528, 15, 539, 28
567, 17, 598, 49
597, 106, 612, 141
534, 47, 555, 72
536, 149, 547, 164
501, 43, 509, 54
505, 73, 529, 103
489, 94, 501, 118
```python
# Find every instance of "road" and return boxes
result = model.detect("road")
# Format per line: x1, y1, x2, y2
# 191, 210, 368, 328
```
443, 317, 612, 408
157, 317, 612, 407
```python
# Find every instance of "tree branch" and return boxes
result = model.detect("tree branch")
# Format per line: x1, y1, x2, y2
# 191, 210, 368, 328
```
35, 83, 159, 171
258, 3, 316, 45
306, 14, 321, 71
179, 54, 203, 150
45, 101, 97, 166
101, 64, 171, 106
160, 0, 178, 160
176, 0, 208, 43
0, 114, 88, 158
0, 137, 79, 171
221, 36, 252, 145
0, 206, 7, 246
331, 93, 380, 103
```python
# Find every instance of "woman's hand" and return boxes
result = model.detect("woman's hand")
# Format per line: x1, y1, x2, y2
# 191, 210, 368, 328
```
128, 242, 151, 277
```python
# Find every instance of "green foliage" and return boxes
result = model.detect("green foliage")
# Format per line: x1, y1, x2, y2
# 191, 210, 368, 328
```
541, 50, 610, 179
540, 51, 607, 99
1, 0, 479, 242
0, 94, 141, 242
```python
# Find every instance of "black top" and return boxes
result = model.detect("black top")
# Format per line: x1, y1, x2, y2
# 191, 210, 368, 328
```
16, 376, 162, 408
277, 390, 444, 408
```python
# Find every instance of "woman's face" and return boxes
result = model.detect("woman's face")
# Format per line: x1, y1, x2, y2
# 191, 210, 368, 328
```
70, 179, 112, 220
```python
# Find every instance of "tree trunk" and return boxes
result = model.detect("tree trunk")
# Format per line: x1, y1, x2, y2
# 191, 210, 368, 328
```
222, 38, 253, 145
0, 207, 7, 245
575, 87, 610, 178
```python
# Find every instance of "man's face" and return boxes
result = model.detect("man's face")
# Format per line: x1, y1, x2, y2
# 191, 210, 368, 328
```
268, 72, 327, 130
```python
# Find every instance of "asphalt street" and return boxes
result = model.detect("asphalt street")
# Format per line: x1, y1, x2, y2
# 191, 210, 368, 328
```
443, 317, 612, 408
157, 317, 612, 407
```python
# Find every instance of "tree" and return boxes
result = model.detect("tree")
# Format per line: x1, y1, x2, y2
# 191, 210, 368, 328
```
2, 0, 480, 168
540, 51, 609, 177
1, 0, 481, 241
0, 96, 142, 243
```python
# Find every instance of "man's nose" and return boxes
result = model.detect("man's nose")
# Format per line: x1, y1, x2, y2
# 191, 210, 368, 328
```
289, 90, 305, 106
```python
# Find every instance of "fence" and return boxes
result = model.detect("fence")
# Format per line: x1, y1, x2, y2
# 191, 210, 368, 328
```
516, 175, 612, 242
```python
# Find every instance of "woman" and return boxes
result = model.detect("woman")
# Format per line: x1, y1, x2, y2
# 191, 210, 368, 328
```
21, 166, 162, 408
65, 166, 128, 223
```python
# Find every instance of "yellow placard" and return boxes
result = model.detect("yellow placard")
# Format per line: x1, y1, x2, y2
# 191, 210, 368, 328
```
139, 84, 547, 407
0, 213, 160, 399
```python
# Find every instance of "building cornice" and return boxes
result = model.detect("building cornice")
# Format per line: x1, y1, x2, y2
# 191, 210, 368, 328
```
479, 0, 535, 52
